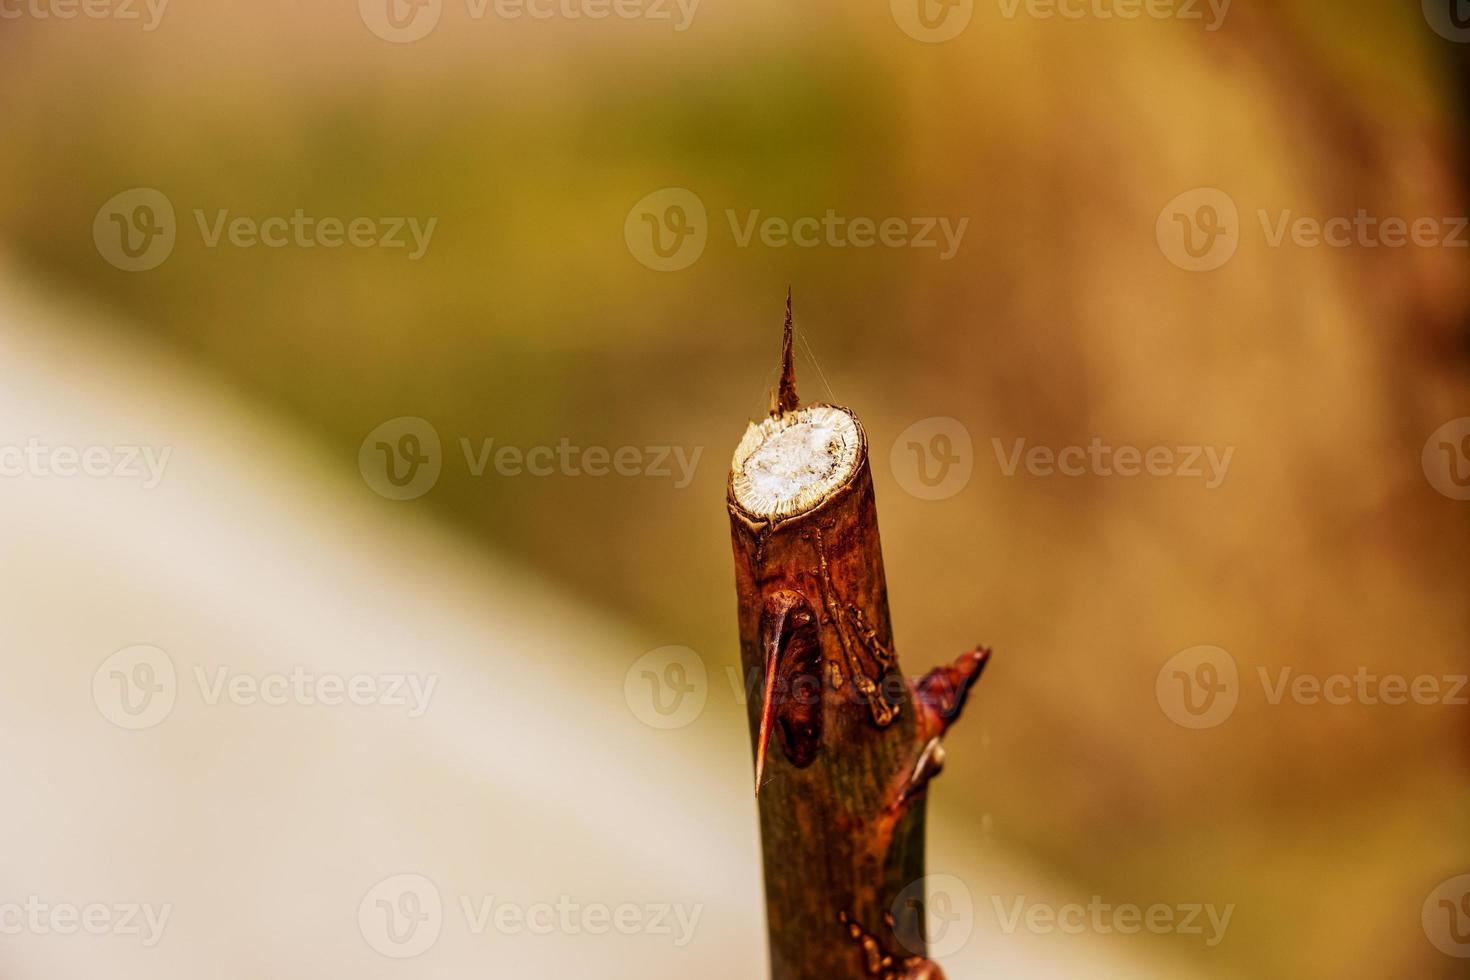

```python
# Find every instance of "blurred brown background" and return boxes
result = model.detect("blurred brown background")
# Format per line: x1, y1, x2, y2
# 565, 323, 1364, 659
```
1, 1, 1467, 977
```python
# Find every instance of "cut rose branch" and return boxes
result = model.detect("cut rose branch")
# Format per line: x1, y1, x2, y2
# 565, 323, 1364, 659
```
727, 293, 991, 980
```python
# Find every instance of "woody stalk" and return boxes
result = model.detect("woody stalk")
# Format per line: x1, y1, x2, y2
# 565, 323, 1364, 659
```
727, 294, 990, 980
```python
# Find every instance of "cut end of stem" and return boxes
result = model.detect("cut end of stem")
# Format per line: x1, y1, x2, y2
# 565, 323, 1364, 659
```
730, 405, 862, 520
734, 295, 863, 521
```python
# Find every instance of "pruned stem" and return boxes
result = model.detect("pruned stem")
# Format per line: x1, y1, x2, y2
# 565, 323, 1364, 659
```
727, 296, 990, 980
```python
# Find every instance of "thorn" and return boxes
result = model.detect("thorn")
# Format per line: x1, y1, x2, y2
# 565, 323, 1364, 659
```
914, 647, 991, 739
754, 636, 781, 796
773, 288, 799, 417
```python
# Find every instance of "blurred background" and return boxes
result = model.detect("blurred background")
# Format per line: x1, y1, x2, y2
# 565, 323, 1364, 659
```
0, 1, 1467, 977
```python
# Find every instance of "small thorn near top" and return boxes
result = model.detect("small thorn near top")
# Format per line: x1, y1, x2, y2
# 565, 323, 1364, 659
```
774, 288, 799, 417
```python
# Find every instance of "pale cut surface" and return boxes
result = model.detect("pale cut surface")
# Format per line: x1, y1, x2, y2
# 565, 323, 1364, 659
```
730, 405, 863, 519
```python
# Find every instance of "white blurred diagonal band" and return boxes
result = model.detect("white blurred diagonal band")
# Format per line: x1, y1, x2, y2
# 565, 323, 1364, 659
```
0, 271, 1202, 979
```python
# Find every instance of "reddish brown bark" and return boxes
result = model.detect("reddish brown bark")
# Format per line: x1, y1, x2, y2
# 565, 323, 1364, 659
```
727, 306, 989, 980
